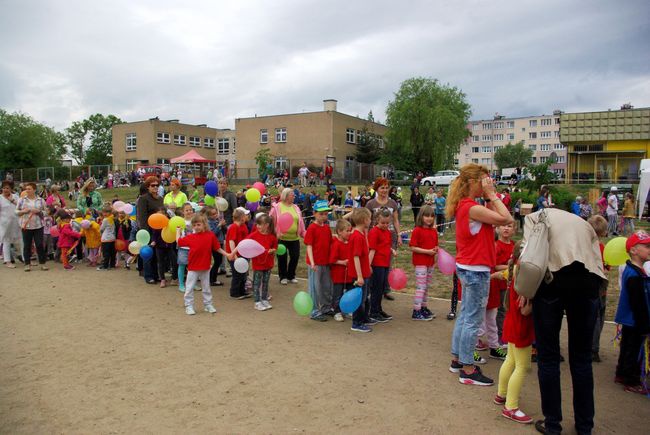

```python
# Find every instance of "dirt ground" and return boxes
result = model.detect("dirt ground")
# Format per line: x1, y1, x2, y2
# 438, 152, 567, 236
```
0, 266, 647, 434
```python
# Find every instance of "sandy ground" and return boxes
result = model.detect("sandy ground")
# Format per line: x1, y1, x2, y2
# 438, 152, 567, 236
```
0, 265, 647, 434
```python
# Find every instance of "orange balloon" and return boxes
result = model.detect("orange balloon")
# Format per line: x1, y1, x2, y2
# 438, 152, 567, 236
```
148, 213, 169, 230
115, 239, 127, 252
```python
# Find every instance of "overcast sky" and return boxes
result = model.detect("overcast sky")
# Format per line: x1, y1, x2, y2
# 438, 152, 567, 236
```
1, 0, 649, 131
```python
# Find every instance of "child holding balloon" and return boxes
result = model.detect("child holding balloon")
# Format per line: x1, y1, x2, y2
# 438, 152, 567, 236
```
56, 209, 81, 270
409, 205, 438, 321
152, 208, 177, 287
368, 208, 395, 323
116, 210, 132, 269
177, 203, 195, 292
98, 205, 117, 270
330, 219, 353, 322
226, 207, 250, 299
349, 207, 373, 332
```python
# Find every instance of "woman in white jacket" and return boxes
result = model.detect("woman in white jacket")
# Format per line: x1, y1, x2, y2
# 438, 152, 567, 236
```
0, 181, 22, 267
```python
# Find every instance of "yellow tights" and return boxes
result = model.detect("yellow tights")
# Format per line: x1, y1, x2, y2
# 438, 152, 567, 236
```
497, 343, 532, 410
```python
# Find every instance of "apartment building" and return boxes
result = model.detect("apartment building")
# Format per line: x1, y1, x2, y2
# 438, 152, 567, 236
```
456, 112, 566, 177
111, 117, 235, 171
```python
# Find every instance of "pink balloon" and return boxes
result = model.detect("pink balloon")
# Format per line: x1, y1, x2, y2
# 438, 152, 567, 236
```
277, 212, 294, 233
388, 268, 408, 290
50, 226, 60, 238
237, 239, 266, 259
437, 248, 456, 275
253, 182, 266, 196
122, 203, 134, 215
81, 219, 91, 229
113, 201, 125, 212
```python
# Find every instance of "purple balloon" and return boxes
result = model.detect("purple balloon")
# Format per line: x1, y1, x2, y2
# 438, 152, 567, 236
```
246, 201, 259, 212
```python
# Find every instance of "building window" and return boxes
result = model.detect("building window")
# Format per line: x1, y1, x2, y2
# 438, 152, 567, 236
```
218, 138, 230, 155
377, 136, 384, 149
275, 128, 287, 143
540, 157, 548, 163
529, 132, 537, 139
481, 158, 491, 165
189, 136, 201, 147
555, 117, 560, 124
260, 129, 268, 144
174, 134, 186, 145
540, 144, 550, 151
553, 143, 565, 150
125, 133, 136, 151
494, 145, 504, 151
481, 146, 492, 153
506, 121, 515, 128
472, 123, 480, 131
471, 147, 479, 153
126, 159, 139, 171
540, 131, 552, 138
529, 144, 537, 151
471, 158, 479, 164
557, 156, 565, 163
204, 138, 215, 148
507, 133, 515, 140
494, 134, 504, 141
481, 135, 492, 141
156, 158, 170, 165
482, 122, 492, 130
232, 138, 236, 154
157, 132, 170, 144
530, 157, 537, 163
275, 156, 288, 169
529, 120, 537, 127
493, 122, 504, 129
541, 118, 552, 126
473, 135, 479, 142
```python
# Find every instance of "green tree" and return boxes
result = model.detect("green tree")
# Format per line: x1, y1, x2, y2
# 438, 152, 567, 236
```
493, 141, 533, 169
385, 77, 471, 171
255, 147, 273, 179
521, 160, 557, 192
355, 111, 381, 164
66, 113, 122, 165
0, 109, 66, 169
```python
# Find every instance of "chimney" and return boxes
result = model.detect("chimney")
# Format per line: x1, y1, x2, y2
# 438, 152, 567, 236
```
323, 99, 338, 112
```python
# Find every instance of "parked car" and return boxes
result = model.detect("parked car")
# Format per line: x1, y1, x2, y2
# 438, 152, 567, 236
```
421, 170, 459, 186
393, 170, 413, 181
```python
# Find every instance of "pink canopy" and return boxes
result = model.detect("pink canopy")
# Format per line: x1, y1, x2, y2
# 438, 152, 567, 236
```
170, 149, 216, 164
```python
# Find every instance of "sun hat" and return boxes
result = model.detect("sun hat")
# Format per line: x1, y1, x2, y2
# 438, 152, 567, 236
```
313, 199, 331, 212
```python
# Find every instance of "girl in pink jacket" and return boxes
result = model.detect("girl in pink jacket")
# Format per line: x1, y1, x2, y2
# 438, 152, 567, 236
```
56, 210, 81, 270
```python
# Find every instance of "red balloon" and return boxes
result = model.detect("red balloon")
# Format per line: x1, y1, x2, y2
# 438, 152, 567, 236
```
388, 268, 408, 291
253, 181, 266, 196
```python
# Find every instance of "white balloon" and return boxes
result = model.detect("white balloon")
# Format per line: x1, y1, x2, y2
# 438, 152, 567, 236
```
234, 257, 249, 273
643, 261, 650, 276
216, 197, 229, 212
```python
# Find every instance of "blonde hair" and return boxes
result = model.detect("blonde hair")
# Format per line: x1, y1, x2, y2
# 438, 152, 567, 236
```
232, 208, 246, 221
445, 163, 489, 219
588, 215, 608, 237
255, 213, 275, 233
350, 207, 371, 227
190, 213, 208, 231
335, 218, 352, 234
280, 187, 294, 202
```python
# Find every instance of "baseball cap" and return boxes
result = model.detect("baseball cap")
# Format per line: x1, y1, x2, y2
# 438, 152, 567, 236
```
235, 206, 250, 215
626, 231, 650, 251
610, 186, 618, 192
313, 199, 331, 212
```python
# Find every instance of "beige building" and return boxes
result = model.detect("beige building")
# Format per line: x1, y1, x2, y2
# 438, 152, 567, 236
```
456, 112, 566, 177
111, 117, 235, 171
234, 99, 388, 179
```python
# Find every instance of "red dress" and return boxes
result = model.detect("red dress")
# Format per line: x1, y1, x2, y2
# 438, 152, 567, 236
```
502, 279, 535, 347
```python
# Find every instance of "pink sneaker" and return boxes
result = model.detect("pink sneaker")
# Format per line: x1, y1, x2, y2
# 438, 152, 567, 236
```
475, 339, 488, 351
501, 407, 533, 424
493, 394, 506, 405
64, 265, 75, 270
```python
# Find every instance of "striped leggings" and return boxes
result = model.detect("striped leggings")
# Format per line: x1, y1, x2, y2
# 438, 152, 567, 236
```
413, 265, 434, 310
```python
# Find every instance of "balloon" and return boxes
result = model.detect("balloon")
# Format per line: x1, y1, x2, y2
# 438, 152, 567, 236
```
204, 194, 215, 206
115, 239, 127, 252
245, 188, 261, 203
216, 197, 229, 212
81, 219, 91, 229
253, 182, 266, 196
50, 226, 60, 238
169, 216, 185, 231
204, 180, 218, 197
129, 205, 137, 216
293, 291, 314, 316
437, 248, 457, 275
122, 203, 133, 215
276, 244, 287, 256
246, 201, 259, 212
148, 213, 169, 230
140, 245, 153, 260
603, 236, 629, 266
644, 261, 650, 276
339, 287, 362, 314
128, 241, 141, 255
388, 268, 408, 290
71, 221, 81, 231
136, 229, 151, 245
161, 227, 176, 243
277, 212, 294, 233
236, 239, 266, 258
234, 257, 249, 273
112, 201, 125, 212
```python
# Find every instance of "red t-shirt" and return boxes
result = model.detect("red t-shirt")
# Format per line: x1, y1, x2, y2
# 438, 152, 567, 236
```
177, 231, 221, 271
455, 198, 496, 268
349, 229, 371, 279
502, 279, 535, 347
409, 226, 439, 267
304, 223, 332, 266
488, 239, 515, 309
329, 237, 353, 284
368, 226, 392, 267
246, 231, 278, 271
226, 222, 249, 254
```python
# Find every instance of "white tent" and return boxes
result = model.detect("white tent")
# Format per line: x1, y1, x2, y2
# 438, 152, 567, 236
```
637, 169, 650, 218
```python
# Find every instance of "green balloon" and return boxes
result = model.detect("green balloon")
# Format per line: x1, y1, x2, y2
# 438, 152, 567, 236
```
204, 195, 215, 206
293, 291, 313, 316
169, 216, 185, 231
276, 244, 287, 256
136, 229, 150, 246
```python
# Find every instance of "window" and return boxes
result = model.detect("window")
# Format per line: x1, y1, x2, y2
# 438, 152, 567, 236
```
554, 131, 560, 138
260, 129, 268, 143
529, 144, 537, 151
275, 128, 286, 143
453, 158, 459, 166
553, 143, 565, 150
481, 158, 491, 165
473, 135, 479, 142
275, 156, 288, 169
471, 158, 479, 164
125, 133, 136, 151
481, 146, 492, 153
507, 133, 515, 140
494, 145, 504, 151
541, 118, 552, 126
157, 132, 170, 144
540, 131, 552, 138
232, 138, 236, 154
472, 123, 480, 131
530, 157, 537, 163
471, 147, 479, 153
482, 122, 492, 130
494, 122, 504, 129
529, 132, 537, 139
174, 134, 186, 145
377, 136, 384, 149
555, 117, 560, 124
554, 168, 565, 177
540, 144, 550, 151
203, 138, 215, 148
506, 121, 515, 128
493, 134, 504, 141
126, 159, 139, 171
189, 136, 200, 147
529, 120, 537, 127
481, 135, 492, 141
557, 156, 566, 163
540, 157, 548, 163
218, 138, 230, 154
345, 128, 356, 143
156, 158, 170, 165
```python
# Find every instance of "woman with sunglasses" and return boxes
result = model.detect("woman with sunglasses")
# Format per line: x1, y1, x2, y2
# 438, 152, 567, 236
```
137, 176, 164, 284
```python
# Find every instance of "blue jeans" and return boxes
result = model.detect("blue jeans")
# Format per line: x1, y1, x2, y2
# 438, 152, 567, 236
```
451, 267, 489, 365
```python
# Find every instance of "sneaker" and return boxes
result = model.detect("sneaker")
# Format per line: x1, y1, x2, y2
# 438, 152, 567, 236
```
289, 278, 299, 284
383, 293, 395, 301
624, 384, 650, 395
421, 306, 436, 319
179, 286, 185, 293
160, 279, 167, 288
379, 310, 393, 320
364, 317, 378, 325
5, 262, 16, 269
446, 311, 456, 320
232, 294, 247, 300
97, 266, 107, 271
64, 265, 75, 270
411, 309, 432, 321
592, 351, 601, 363
493, 394, 506, 405
490, 347, 508, 360
280, 279, 288, 285
449, 359, 463, 373
459, 366, 494, 386
204, 304, 217, 314
370, 313, 390, 323
351, 323, 372, 333
474, 351, 487, 364
255, 302, 266, 311
24, 265, 31, 272
501, 407, 533, 424
262, 300, 272, 310
614, 376, 625, 385
475, 339, 488, 351
185, 306, 196, 315
311, 314, 328, 322
334, 313, 344, 322
226, 272, 232, 278
40, 265, 49, 271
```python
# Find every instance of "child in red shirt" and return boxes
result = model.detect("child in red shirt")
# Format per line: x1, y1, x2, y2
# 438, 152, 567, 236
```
56, 210, 81, 270
409, 205, 438, 321
304, 200, 333, 321
226, 208, 251, 299
368, 209, 395, 323
177, 214, 228, 316
349, 208, 372, 333
330, 219, 353, 322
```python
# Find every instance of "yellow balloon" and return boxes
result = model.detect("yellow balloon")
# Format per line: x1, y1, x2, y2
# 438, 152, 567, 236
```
162, 227, 176, 244
603, 236, 629, 266
502, 269, 509, 280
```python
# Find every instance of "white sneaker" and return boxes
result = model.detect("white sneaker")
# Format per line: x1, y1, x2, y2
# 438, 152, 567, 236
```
255, 301, 266, 311
280, 279, 288, 285
334, 313, 344, 322
290, 278, 299, 284
262, 300, 272, 310
204, 304, 217, 314
185, 305, 196, 315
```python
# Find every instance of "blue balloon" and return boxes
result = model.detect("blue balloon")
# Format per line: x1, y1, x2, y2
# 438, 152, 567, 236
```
339, 287, 362, 314
205, 180, 218, 197
140, 245, 153, 260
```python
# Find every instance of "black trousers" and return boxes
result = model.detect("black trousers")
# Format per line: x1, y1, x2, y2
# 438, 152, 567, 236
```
209, 251, 223, 284
370, 266, 388, 315
615, 325, 645, 386
101, 241, 116, 268
229, 260, 247, 297
22, 228, 46, 265
156, 247, 178, 280
277, 239, 300, 280
332, 282, 354, 313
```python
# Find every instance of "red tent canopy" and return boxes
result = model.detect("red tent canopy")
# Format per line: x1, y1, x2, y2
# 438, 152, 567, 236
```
170, 149, 216, 164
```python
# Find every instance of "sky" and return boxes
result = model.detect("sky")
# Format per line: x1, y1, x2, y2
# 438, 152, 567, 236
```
1, 0, 649, 131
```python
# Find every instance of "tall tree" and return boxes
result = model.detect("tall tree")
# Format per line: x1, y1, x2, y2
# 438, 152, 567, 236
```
255, 147, 273, 178
385, 77, 471, 171
0, 109, 66, 169
355, 111, 381, 164
66, 113, 122, 165
493, 141, 533, 169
